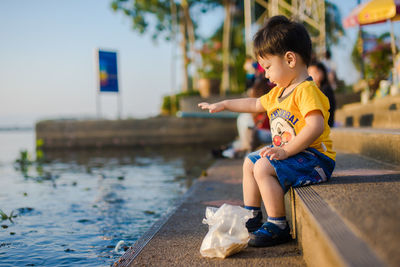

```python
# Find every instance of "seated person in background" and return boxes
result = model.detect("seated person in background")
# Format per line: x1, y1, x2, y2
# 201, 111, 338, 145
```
221, 78, 273, 159
244, 56, 257, 89
308, 62, 336, 127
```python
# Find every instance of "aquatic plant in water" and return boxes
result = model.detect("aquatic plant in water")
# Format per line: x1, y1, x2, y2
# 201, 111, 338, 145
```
13, 141, 57, 182
0, 209, 17, 222
14, 150, 32, 177
35, 138, 45, 163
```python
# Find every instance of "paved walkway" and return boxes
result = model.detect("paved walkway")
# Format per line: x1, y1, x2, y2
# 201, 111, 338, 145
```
115, 159, 305, 266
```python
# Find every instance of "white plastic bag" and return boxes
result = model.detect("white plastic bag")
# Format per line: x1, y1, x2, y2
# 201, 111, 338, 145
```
199, 203, 254, 258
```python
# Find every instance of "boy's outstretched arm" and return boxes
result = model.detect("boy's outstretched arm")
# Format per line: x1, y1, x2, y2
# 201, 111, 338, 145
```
260, 110, 324, 160
198, 98, 264, 113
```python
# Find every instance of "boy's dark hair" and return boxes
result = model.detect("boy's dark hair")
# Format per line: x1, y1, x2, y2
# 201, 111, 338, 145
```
253, 15, 312, 66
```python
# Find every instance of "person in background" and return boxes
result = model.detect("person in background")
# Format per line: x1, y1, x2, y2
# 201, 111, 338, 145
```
221, 78, 273, 159
308, 62, 336, 127
244, 55, 267, 89
248, 78, 275, 150
244, 56, 257, 89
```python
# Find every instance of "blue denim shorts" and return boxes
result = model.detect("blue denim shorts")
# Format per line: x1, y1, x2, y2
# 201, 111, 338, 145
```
247, 147, 335, 193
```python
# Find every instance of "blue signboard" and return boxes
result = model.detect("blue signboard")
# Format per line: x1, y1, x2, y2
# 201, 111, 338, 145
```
98, 50, 119, 92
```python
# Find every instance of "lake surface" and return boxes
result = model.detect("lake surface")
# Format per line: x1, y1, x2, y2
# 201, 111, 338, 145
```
0, 130, 214, 266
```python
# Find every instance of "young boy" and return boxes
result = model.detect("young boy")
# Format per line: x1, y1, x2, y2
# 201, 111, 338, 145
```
198, 15, 336, 247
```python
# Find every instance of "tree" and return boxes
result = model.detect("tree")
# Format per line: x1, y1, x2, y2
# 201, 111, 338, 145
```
325, 1, 344, 50
111, 1, 345, 95
352, 32, 394, 95
111, 0, 219, 92
200, 1, 248, 94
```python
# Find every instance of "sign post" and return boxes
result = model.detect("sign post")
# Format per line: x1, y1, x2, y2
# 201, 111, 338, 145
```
96, 49, 121, 119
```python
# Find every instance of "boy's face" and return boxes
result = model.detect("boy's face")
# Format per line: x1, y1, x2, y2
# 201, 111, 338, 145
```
257, 54, 293, 88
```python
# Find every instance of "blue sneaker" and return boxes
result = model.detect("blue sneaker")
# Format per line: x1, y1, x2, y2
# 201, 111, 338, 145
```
245, 211, 263, 232
248, 222, 291, 247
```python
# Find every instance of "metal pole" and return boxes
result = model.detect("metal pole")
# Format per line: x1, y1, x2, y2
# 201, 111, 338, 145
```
116, 51, 122, 119
390, 19, 398, 92
97, 91, 101, 119
357, 0, 365, 80
117, 92, 122, 119
359, 28, 365, 79
95, 49, 101, 119
390, 19, 397, 56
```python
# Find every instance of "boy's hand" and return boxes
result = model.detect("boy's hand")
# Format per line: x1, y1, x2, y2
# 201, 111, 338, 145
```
198, 102, 225, 113
259, 146, 288, 160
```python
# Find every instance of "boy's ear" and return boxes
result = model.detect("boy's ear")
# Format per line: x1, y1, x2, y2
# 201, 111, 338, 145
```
284, 51, 296, 68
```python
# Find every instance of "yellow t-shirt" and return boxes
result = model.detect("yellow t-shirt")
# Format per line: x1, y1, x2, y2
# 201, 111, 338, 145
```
259, 78, 336, 161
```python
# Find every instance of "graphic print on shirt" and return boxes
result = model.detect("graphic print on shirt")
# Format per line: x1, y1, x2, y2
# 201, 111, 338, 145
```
270, 108, 298, 147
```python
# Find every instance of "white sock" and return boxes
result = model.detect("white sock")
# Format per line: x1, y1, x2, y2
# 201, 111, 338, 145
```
267, 216, 287, 229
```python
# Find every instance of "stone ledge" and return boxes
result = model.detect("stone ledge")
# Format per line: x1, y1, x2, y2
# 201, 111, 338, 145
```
36, 117, 237, 149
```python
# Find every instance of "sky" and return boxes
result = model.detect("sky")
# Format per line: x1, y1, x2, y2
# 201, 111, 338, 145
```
0, 0, 399, 127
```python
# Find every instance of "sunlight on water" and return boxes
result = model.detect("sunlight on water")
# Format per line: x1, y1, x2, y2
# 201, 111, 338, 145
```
0, 130, 213, 266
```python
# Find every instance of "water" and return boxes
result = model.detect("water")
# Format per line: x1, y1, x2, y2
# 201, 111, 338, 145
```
0, 130, 214, 266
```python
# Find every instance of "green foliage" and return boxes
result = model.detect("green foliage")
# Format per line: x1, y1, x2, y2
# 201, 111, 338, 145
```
14, 147, 54, 182
352, 32, 394, 94
335, 80, 354, 94
112, 1, 345, 94
36, 138, 45, 163
199, 40, 223, 79
161, 95, 172, 113
15, 150, 31, 165
161, 90, 200, 115
325, 1, 345, 49
111, 0, 219, 41
111, 0, 171, 40
199, 1, 247, 93
0, 209, 16, 222
200, 1, 345, 93
175, 90, 200, 104
15, 150, 31, 178
302, 1, 344, 53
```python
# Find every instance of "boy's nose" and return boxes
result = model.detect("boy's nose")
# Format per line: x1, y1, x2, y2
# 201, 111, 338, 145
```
264, 72, 269, 79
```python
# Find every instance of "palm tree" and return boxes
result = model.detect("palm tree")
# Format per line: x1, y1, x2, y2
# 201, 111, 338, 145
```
325, 1, 345, 51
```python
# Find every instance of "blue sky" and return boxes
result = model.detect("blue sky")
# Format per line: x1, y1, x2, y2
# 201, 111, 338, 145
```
0, 0, 398, 127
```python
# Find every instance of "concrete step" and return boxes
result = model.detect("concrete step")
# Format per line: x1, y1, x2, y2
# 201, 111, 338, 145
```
292, 128, 400, 266
286, 153, 400, 267
331, 127, 400, 165
335, 95, 400, 128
